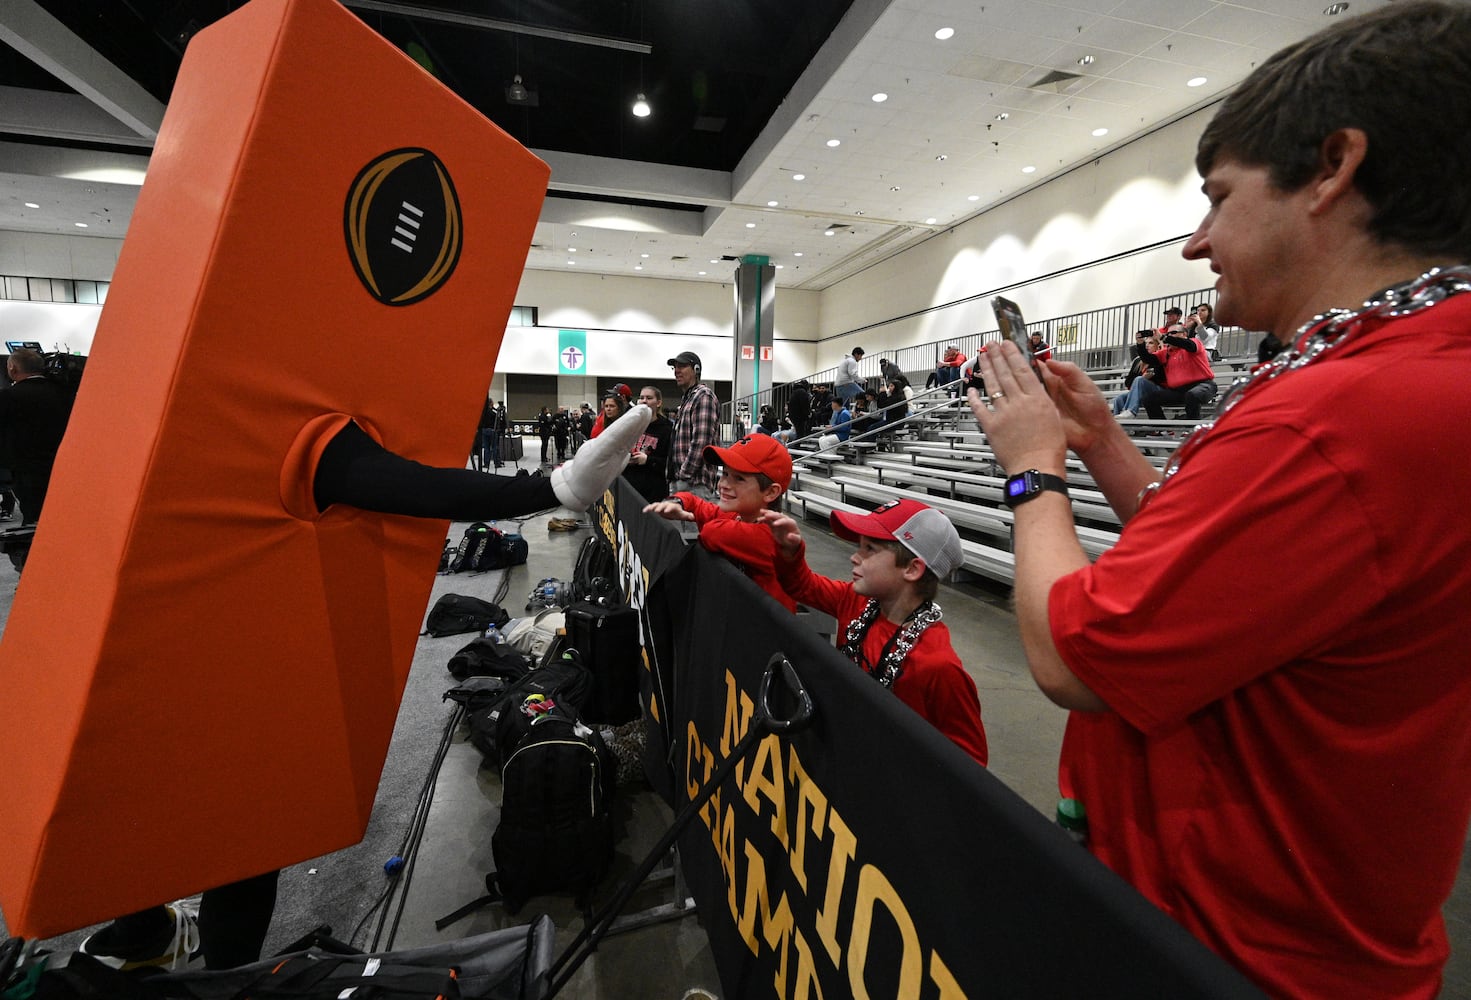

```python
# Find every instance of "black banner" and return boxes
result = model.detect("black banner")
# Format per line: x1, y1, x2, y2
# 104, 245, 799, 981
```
601, 478, 1264, 998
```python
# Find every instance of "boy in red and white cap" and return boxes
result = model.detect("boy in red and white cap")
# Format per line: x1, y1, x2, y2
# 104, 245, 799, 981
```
643, 434, 799, 611
761, 498, 987, 765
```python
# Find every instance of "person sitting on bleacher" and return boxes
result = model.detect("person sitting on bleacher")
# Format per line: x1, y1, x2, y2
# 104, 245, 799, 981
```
760, 499, 987, 766
1112, 331, 1166, 417
825, 397, 853, 442
1028, 331, 1054, 363
643, 434, 798, 612
934, 346, 967, 396
1134, 326, 1217, 420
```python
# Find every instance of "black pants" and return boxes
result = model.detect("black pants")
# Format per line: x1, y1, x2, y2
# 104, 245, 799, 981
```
106, 870, 279, 970
12, 467, 51, 526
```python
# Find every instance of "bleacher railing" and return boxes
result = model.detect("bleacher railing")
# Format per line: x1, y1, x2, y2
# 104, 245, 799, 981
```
725, 285, 1261, 434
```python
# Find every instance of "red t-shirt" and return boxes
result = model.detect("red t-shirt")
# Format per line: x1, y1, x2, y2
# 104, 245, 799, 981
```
1049, 295, 1471, 999
673, 494, 798, 612
775, 546, 988, 766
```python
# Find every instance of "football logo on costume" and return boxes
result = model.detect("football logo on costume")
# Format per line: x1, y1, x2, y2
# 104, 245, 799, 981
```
344, 148, 463, 306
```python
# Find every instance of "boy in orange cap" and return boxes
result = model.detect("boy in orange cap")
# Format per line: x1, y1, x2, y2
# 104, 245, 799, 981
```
643, 434, 798, 611
762, 498, 987, 765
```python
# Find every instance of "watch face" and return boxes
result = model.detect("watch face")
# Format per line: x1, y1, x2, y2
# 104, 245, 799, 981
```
1007, 477, 1030, 499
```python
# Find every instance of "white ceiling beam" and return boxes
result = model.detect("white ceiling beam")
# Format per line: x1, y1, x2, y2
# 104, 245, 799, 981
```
0, 0, 165, 141
532, 148, 733, 208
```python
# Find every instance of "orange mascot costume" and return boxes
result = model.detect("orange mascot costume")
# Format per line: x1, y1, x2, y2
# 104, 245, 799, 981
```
0, 0, 549, 937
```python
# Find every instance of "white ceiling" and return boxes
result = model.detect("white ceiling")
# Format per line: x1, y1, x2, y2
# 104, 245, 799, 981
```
0, 0, 1393, 291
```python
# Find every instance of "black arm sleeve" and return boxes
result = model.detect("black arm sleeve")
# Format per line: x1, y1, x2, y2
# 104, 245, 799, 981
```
313, 420, 558, 520
1162, 334, 1199, 352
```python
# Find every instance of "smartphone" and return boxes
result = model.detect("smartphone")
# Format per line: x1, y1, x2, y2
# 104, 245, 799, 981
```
991, 295, 1038, 373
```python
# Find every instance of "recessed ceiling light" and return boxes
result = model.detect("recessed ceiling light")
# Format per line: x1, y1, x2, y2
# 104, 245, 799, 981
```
1077, 55, 1095, 67
925, 217, 938, 225
1187, 76, 1207, 87
641, 252, 650, 258
793, 173, 806, 181
566, 259, 575, 265
634, 264, 643, 270
568, 247, 577, 252
1091, 127, 1109, 137
934, 27, 954, 40
967, 195, 980, 202
775, 264, 784, 269
1022, 165, 1037, 174
698, 271, 707, 276
793, 252, 804, 257
767, 200, 779, 207
1324, 2, 1349, 14
826, 139, 841, 148
745, 222, 756, 228
872, 92, 888, 103
994, 112, 1009, 121
824, 229, 836, 236
74, 222, 88, 228
24, 202, 39, 209
710, 258, 720, 263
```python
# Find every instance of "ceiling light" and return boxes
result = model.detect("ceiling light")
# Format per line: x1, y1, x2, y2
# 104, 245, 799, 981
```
775, 264, 784, 269
506, 74, 531, 105
934, 27, 954, 40
793, 173, 806, 181
698, 271, 707, 276
824, 229, 836, 236
994, 112, 1009, 121
1091, 127, 1109, 137
925, 217, 937, 225
24, 202, 39, 209
1077, 55, 1095, 67
793, 252, 804, 257
872, 93, 888, 103
631, 93, 652, 118
767, 200, 779, 207
568, 247, 577, 252
641, 252, 650, 258
968, 195, 980, 202
710, 258, 719, 263
1022, 165, 1036, 173
1324, 2, 1349, 14
566, 259, 575, 265
827, 139, 841, 148
634, 264, 643, 270
745, 222, 756, 228
1187, 76, 1207, 87
74, 222, 89, 228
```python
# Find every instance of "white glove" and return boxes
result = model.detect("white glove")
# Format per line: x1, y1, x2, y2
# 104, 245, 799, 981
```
550, 404, 653, 511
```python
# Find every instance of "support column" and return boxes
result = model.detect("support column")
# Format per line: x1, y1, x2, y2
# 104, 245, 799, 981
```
732, 254, 775, 439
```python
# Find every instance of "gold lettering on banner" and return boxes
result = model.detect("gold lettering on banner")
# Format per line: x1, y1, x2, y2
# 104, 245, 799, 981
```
681, 668, 969, 1000
848, 865, 922, 1000
813, 809, 857, 966
744, 733, 790, 850
787, 746, 827, 893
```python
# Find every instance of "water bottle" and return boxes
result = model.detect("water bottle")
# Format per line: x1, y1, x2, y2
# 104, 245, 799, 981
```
483, 624, 503, 644
1057, 797, 1088, 846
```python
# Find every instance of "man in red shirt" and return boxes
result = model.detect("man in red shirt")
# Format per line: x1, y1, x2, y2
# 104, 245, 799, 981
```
966, 4, 1471, 997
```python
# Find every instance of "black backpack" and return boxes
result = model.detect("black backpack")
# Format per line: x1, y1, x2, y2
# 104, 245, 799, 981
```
446, 635, 534, 682
491, 700, 616, 913
443, 522, 528, 574
489, 651, 595, 767
422, 594, 509, 638
572, 533, 618, 607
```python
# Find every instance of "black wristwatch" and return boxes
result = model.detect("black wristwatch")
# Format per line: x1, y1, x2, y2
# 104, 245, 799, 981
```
1003, 469, 1069, 507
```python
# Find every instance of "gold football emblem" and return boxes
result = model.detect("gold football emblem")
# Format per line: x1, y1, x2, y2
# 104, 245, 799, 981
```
345, 148, 462, 305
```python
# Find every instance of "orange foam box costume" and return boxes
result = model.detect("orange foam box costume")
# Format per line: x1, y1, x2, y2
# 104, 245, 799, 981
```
0, 0, 547, 938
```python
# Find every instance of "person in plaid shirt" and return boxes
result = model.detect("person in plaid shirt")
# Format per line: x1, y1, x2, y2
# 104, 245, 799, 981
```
666, 350, 720, 499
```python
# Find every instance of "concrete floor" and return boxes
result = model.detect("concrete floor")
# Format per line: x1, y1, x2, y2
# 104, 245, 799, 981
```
3, 491, 1470, 998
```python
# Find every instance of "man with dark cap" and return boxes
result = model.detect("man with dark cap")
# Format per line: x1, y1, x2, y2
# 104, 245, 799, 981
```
666, 350, 720, 499
1156, 306, 1185, 337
